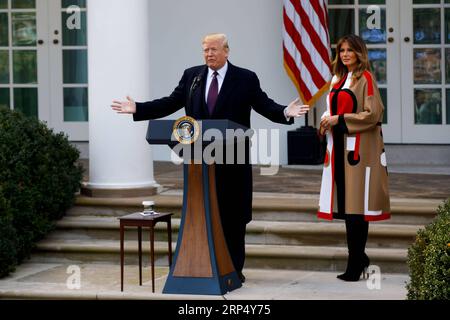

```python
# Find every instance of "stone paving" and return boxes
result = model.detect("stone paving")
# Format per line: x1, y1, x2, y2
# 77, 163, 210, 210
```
78, 160, 450, 200
0, 263, 409, 300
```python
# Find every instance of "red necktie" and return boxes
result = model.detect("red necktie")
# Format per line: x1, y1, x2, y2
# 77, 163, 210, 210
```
207, 72, 219, 115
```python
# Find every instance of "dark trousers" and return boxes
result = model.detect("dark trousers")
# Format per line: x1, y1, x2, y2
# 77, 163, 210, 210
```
220, 217, 247, 273
215, 163, 251, 274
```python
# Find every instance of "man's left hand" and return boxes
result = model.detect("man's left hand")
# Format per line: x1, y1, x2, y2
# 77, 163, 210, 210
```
286, 98, 310, 118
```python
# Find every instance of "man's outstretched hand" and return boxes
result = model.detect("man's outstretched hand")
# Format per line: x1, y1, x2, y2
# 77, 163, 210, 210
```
111, 96, 137, 114
285, 98, 310, 118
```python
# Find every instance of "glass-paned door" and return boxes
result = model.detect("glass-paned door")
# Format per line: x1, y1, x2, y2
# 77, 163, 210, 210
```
0, 0, 42, 118
0, 0, 88, 141
328, 0, 402, 143
401, 0, 450, 143
49, 0, 88, 140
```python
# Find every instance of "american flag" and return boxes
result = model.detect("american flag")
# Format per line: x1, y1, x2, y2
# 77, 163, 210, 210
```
283, 0, 332, 106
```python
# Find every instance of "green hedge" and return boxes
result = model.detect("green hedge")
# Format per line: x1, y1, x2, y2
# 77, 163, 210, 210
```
0, 107, 83, 277
0, 187, 17, 278
406, 198, 450, 300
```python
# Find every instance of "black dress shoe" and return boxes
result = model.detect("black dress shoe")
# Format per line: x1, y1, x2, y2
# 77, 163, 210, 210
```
238, 272, 246, 283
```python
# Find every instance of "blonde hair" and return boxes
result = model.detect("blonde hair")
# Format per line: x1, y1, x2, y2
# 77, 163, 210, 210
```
202, 33, 230, 51
332, 34, 371, 81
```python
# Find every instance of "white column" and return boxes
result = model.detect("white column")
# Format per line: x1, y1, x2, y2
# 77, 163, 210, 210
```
86, 0, 158, 193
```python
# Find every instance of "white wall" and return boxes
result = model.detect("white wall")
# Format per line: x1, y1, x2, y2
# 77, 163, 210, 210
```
144, 0, 318, 164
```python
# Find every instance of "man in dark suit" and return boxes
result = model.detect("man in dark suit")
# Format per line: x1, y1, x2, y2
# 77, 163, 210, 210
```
112, 33, 309, 283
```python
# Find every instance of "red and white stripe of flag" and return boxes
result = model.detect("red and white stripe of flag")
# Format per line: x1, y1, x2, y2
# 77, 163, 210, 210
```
283, 0, 332, 106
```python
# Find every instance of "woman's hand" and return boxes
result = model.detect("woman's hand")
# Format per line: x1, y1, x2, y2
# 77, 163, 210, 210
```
320, 115, 339, 131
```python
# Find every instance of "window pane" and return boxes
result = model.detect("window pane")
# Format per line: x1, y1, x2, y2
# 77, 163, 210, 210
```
12, 12, 36, 46
0, 13, 8, 46
64, 87, 88, 122
379, 88, 387, 124
11, 0, 35, 9
62, 0, 86, 8
13, 50, 37, 84
414, 49, 441, 84
447, 89, 450, 124
63, 50, 88, 84
446, 49, 450, 83
446, 9, 450, 44
414, 89, 442, 124
360, 8, 386, 44
369, 49, 387, 84
14, 87, 38, 118
62, 11, 87, 46
0, 88, 10, 108
0, 50, 9, 83
329, 9, 354, 45
414, 9, 441, 44
0, 0, 7, 9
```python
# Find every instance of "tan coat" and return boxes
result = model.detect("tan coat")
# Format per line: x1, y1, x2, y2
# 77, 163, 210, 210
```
318, 71, 391, 221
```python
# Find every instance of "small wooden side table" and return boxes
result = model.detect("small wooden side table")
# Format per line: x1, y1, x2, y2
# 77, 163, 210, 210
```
118, 212, 173, 293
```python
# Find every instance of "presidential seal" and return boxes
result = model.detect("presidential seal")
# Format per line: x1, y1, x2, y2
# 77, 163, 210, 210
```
172, 116, 200, 145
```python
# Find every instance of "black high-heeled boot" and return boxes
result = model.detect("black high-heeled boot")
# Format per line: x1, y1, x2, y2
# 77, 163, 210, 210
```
337, 215, 370, 281
337, 253, 370, 281
337, 254, 359, 280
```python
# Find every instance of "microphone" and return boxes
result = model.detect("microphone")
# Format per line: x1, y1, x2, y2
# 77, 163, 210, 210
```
191, 75, 202, 92
188, 74, 203, 109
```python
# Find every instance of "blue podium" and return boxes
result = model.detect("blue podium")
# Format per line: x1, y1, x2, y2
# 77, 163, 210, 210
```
146, 119, 250, 295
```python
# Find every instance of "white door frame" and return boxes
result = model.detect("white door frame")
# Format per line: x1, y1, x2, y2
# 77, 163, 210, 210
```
383, 0, 402, 143
36, 0, 50, 123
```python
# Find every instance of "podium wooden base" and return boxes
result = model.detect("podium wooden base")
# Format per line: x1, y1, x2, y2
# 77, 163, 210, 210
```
163, 163, 242, 295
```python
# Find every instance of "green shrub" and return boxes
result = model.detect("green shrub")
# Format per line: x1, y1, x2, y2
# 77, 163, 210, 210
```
406, 198, 450, 300
0, 107, 83, 276
0, 187, 17, 278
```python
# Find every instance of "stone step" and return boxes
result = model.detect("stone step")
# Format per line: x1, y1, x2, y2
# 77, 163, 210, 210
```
51, 216, 420, 249
31, 239, 408, 273
69, 192, 441, 225
36, 192, 435, 279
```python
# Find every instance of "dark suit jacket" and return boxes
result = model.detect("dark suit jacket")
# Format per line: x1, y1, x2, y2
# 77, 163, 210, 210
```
134, 62, 293, 224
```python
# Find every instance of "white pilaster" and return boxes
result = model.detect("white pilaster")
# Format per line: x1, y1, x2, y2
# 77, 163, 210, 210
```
86, 0, 157, 191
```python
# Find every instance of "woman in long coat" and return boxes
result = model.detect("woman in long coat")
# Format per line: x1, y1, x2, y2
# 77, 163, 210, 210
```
319, 34, 391, 281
